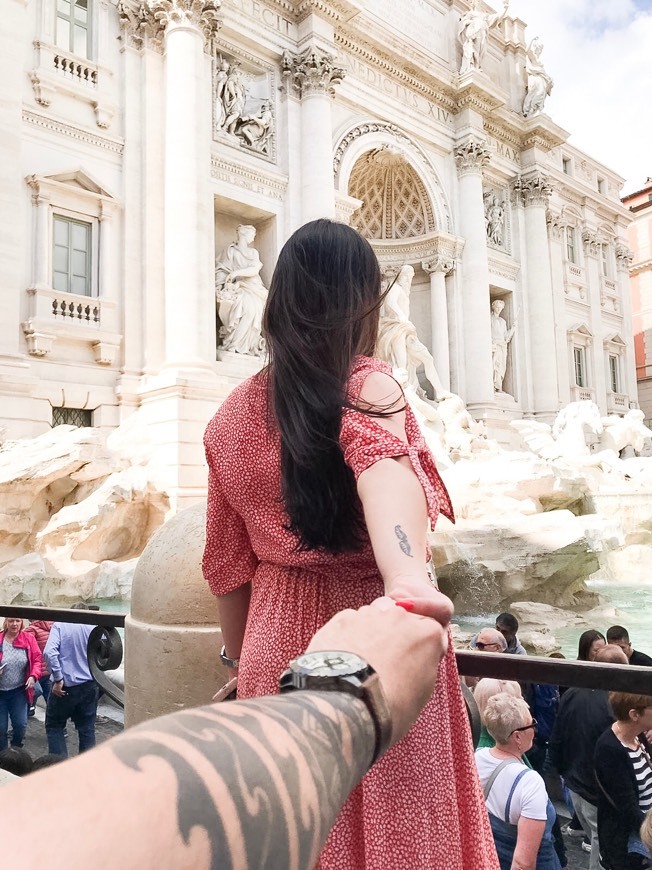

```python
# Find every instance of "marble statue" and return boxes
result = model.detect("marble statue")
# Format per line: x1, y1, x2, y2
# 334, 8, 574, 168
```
214, 56, 230, 129
376, 265, 447, 400
484, 192, 505, 247
221, 65, 246, 136
490, 299, 516, 392
238, 100, 274, 153
599, 409, 652, 456
522, 38, 553, 118
458, 0, 509, 75
215, 225, 268, 357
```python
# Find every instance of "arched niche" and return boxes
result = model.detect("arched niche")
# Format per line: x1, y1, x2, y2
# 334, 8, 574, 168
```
333, 121, 452, 235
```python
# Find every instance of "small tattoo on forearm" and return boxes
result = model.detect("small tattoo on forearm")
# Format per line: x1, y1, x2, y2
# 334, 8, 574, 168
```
394, 525, 413, 557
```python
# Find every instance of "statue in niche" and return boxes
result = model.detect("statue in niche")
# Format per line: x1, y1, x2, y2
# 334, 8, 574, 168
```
522, 38, 553, 118
214, 56, 230, 129
458, 0, 510, 75
490, 299, 516, 392
215, 225, 268, 357
238, 100, 274, 153
376, 265, 448, 400
220, 65, 247, 136
484, 191, 505, 247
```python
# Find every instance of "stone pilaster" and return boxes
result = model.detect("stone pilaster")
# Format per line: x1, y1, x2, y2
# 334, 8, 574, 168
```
422, 255, 455, 392
511, 171, 559, 418
282, 47, 345, 221
454, 135, 494, 409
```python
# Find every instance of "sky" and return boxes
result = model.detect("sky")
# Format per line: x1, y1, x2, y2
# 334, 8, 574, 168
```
506, 0, 652, 194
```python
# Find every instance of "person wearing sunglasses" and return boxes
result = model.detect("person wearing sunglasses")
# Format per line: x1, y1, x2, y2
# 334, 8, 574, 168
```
476, 693, 562, 870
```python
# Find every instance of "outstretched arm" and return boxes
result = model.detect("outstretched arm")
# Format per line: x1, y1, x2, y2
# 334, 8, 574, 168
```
0, 600, 445, 870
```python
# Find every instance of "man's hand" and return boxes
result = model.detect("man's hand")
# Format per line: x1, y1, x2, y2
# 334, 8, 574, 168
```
306, 597, 448, 746
52, 680, 66, 697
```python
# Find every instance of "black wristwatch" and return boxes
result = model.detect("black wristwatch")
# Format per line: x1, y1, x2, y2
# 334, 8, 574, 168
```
279, 650, 392, 767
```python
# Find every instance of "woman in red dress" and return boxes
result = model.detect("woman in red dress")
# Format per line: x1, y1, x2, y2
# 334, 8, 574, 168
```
203, 219, 499, 869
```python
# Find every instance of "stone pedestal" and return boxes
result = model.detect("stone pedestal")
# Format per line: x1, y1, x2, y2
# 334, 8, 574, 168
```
125, 502, 225, 727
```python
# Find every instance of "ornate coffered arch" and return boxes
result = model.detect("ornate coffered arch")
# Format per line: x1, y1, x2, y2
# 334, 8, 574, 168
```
333, 120, 452, 234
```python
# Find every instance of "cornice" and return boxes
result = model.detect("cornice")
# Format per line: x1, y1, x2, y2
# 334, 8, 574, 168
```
210, 153, 288, 200
334, 32, 457, 113
22, 110, 124, 154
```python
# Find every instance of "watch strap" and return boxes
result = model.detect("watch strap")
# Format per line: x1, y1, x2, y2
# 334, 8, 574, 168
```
219, 645, 240, 669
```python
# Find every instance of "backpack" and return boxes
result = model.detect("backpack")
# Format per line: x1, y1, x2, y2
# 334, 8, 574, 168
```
529, 683, 559, 743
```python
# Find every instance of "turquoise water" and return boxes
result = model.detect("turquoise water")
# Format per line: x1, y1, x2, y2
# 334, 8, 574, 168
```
456, 581, 652, 660
90, 598, 130, 615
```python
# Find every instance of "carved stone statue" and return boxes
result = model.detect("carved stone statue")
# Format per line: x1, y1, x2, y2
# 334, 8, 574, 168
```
215, 225, 268, 357
238, 100, 274, 153
214, 56, 230, 129
490, 299, 516, 392
221, 65, 246, 136
484, 192, 505, 247
522, 38, 553, 118
458, 0, 509, 75
376, 265, 447, 400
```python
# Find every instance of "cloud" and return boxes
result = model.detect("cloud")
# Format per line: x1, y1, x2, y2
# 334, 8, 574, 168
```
506, 0, 652, 193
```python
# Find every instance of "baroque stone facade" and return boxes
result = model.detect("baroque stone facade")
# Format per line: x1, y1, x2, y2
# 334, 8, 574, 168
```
0, 0, 637, 504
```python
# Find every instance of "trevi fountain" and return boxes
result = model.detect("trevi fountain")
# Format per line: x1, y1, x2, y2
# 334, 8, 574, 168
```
1, 244, 650, 660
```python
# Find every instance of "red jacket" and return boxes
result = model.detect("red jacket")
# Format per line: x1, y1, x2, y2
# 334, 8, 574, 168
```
24, 621, 54, 676
0, 630, 43, 704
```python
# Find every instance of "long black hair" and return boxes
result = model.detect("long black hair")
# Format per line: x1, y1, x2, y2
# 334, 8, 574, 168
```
263, 219, 383, 553
577, 629, 606, 661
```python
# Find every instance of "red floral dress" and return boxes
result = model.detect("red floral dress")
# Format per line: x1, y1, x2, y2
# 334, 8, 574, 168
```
203, 355, 499, 869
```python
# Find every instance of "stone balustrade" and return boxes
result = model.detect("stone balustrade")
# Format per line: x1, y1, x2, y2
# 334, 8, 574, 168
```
572, 385, 595, 403
607, 391, 629, 414
53, 51, 98, 87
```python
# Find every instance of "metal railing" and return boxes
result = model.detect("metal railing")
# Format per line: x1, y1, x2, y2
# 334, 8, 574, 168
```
0, 605, 125, 708
2, 606, 652, 724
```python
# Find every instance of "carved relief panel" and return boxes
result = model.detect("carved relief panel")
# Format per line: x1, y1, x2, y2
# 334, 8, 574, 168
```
212, 50, 276, 161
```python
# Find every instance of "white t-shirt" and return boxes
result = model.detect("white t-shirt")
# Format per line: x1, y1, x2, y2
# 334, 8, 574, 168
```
475, 749, 548, 825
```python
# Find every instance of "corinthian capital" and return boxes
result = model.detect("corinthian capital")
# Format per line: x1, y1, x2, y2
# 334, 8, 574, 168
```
511, 172, 552, 208
422, 256, 455, 275
281, 47, 345, 98
453, 136, 491, 176
119, 0, 221, 48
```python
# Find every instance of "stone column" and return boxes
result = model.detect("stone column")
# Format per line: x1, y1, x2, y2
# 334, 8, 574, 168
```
454, 136, 494, 410
282, 47, 344, 223
155, 0, 221, 370
422, 256, 454, 392
512, 172, 559, 418
31, 190, 51, 289
616, 244, 638, 402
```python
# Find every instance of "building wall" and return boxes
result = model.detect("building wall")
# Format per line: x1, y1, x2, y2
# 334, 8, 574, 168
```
0, 0, 638, 500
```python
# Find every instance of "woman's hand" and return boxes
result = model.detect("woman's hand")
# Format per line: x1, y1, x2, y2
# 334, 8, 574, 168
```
25, 676, 35, 690
386, 574, 453, 627
307, 597, 448, 745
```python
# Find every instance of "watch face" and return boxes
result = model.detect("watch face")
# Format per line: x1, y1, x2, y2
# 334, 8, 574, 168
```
294, 651, 367, 678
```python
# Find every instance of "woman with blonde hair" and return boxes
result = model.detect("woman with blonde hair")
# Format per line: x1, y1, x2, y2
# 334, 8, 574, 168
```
0, 617, 42, 750
474, 678, 522, 749
475, 693, 561, 869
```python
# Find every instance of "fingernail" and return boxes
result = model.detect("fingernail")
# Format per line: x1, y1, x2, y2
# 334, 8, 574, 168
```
395, 600, 415, 611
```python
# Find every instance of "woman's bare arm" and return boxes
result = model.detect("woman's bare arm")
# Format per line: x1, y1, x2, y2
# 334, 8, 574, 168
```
512, 817, 546, 870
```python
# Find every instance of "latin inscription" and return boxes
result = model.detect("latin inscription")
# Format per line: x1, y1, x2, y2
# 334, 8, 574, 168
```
345, 55, 453, 127
228, 0, 293, 36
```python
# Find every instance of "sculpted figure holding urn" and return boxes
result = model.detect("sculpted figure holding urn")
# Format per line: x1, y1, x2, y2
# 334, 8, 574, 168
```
522, 38, 553, 118
238, 100, 274, 153
215, 225, 268, 357
491, 299, 516, 392
458, 0, 509, 75
376, 265, 447, 400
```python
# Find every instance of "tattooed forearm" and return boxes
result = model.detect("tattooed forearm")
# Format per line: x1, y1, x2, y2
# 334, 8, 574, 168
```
394, 524, 413, 557
111, 692, 375, 870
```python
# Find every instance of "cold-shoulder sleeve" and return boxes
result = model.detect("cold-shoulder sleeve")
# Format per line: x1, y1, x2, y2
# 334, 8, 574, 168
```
203, 432, 259, 596
340, 365, 454, 526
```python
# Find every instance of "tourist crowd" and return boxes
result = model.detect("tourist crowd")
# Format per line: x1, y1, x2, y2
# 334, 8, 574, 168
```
0, 604, 101, 771
469, 613, 652, 870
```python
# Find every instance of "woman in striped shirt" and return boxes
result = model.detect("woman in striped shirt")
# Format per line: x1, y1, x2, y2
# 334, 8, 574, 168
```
595, 691, 652, 870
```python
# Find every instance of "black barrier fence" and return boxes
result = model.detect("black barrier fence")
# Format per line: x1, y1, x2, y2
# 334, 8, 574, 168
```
1, 606, 652, 718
